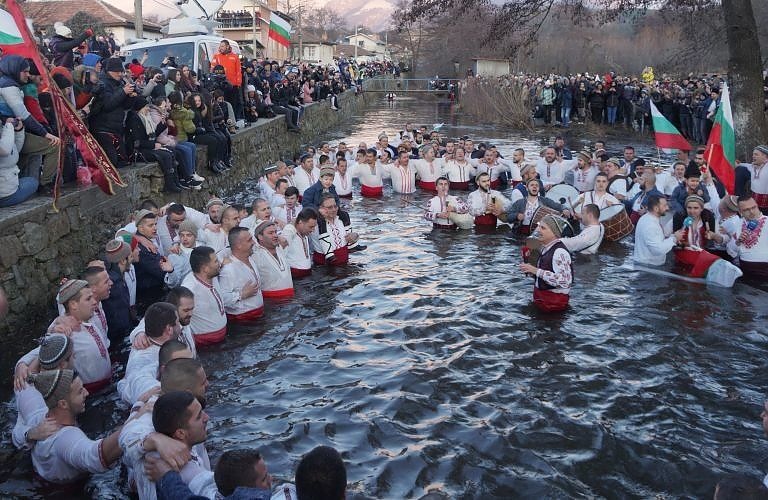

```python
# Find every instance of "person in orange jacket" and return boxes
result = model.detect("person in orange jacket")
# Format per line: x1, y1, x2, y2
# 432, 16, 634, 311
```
211, 40, 243, 121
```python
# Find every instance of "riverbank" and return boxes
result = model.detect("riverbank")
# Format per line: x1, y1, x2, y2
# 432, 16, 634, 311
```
0, 88, 374, 345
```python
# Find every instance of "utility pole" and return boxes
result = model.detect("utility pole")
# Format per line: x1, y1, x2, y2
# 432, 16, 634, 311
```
298, 5, 302, 62
354, 25, 359, 59
249, 0, 259, 59
134, 0, 143, 39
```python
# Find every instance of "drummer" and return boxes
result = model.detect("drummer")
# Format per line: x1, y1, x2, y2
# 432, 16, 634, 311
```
560, 204, 604, 255
605, 158, 629, 201
520, 214, 573, 312
468, 172, 510, 228
492, 178, 570, 235
424, 177, 470, 230
571, 150, 599, 193
509, 164, 539, 204
572, 173, 620, 217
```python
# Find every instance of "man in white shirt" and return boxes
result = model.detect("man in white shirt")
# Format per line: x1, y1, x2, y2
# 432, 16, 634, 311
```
633, 194, 684, 266
561, 204, 604, 255
254, 221, 294, 298
281, 207, 317, 277
156, 204, 211, 257
333, 158, 354, 198
570, 150, 599, 193
467, 172, 509, 228
535, 147, 569, 189
218, 227, 263, 322
181, 247, 227, 347
29, 369, 126, 484
605, 158, 629, 201
294, 153, 321, 196
414, 145, 444, 191
383, 150, 418, 194
258, 165, 281, 207
198, 205, 240, 257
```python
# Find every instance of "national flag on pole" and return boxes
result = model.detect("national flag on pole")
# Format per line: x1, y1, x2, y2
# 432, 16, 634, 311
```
2, 0, 125, 209
704, 82, 736, 194
650, 100, 692, 153
0, 4, 38, 60
268, 13, 291, 48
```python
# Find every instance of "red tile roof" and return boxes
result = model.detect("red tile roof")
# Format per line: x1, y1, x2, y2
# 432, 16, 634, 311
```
22, 0, 162, 31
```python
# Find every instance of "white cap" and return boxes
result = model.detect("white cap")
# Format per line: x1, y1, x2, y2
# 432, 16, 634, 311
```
54, 22, 72, 38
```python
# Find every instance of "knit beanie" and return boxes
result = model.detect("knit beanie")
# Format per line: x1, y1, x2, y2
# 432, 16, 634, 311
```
39, 335, 73, 370
29, 369, 75, 409
57, 279, 88, 305
541, 214, 571, 238
105, 239, 131, 263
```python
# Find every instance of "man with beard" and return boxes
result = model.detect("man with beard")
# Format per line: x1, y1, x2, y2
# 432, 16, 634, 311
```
535, 147, 569, 190
129, 287, 198, 357
633, 195, 684, 266
311, 194, 358, 265
157, 204, 211, 257
254, 221, 294, 298
424, 177, 470, 230
570, 150, 599, 193
494, 178, 569, 234
441, 146, 474, 191
218, 227, 263, 322
727, 195, 768, 280
467, 172, 509, 228
382, 150, 418, 194
181, 247, 227, 347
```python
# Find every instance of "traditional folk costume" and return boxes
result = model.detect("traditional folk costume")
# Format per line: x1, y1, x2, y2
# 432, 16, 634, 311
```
467, 188, 508, 227
219, 254, 265, 322
254, 244, 294, 298
413, 158, 443, 191
294, 166, 321, 197
744, 161, 768, 214
352, 162, 384, 197
633, 212, 676, 266
333, 168, 355, 198
281, 223, 312, 277
180, 273, 227, 347
382, 162, 418, 194
423, 195, 469, 230
535, 159, 567, 187
506, 195, 564, 235
441, 159, 473, 191
531, 215, 573, 312
561, 223, 604, 255
311, 215, 350, 265
474, 160, 508, 190
729, 215, 768, 280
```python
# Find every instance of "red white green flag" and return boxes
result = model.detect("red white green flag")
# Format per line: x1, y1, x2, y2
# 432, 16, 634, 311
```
650, 100, 691, 153
0, 4, 37, 60
704, 82, 736, 194
269, 13, 291, 48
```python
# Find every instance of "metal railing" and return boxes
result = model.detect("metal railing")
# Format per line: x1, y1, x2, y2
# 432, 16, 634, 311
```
362, 77, 460, 93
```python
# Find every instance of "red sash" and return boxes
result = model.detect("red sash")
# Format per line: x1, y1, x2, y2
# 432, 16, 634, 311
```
490, 179, 501, 190
313, 245, 349, 265
433, 223, 456, 230
674, 248, 702, 268
449, 181, 469, 191
84, 377, 111, 394
193, 326, 227, 347
291, 267, 312, 277
226, 306, 264, 322
418, 180, 437, 191
533, 288, 569, 312
361, 185, 383, 197
510, 180, 521, 188
518, 224, 531, 235
474, 214, 497, 226
338, 193, 353, 199
630, 211, 642, 226
262, 288, 295, 298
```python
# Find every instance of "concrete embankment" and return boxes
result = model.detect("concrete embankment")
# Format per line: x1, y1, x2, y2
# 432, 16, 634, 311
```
0, 89, 373, 349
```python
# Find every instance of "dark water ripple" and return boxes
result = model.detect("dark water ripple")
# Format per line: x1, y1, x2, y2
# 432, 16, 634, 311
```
1, 100, 768, 499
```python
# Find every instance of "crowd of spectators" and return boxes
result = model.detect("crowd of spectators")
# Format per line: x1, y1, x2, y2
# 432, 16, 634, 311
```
0, 22, 392, 208
469, 70, 768, 142
214, 10, 254, 29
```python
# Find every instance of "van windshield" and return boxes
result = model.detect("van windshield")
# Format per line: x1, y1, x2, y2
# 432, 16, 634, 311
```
123, 42, 195, 70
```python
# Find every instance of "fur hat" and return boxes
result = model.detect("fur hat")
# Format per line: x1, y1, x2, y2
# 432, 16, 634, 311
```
29, 369, 75, 409
319, 166, 335, 178
57, 279, 88, 305
39, 335, 73, 370
540, 214, 571, 238
178, 220, 198, 235
105, 239, 131, 263
104, 57, 124, 73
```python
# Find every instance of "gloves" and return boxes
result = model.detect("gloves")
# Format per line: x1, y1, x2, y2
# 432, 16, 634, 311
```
85, 28, 94, 37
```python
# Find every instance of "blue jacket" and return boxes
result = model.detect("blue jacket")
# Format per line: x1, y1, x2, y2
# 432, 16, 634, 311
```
624, 186, 663, 213
669, 184, 710, 215
301, 180, 340, 209
156, 470, 272, 500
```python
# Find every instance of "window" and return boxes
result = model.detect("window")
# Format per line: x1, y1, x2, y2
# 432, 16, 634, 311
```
198, 43, 210, 76
358, 41, 364, 47
304, 46, 316, 59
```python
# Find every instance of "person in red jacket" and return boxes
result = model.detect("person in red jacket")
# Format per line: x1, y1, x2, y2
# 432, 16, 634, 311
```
211, 40, 243, 121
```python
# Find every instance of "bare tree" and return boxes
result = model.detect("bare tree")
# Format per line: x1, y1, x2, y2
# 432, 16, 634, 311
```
400, 0, 766, 152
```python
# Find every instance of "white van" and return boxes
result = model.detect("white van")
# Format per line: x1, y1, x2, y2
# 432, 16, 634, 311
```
120, 35, 241, 77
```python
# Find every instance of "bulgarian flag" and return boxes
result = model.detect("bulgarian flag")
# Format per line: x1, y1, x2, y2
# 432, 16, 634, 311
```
269, 13, 291, 48
704, 82, 736, 194
650, 100, 691, 153
0, 4, 37, 60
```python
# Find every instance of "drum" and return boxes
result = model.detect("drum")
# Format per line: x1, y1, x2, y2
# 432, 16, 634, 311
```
600, 204, 634, 241
545, 184, 579, 209
530, 205, 561, 230
448, 212, 474, 230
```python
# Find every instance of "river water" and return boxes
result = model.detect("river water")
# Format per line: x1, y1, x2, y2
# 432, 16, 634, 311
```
2, 98, 768, 499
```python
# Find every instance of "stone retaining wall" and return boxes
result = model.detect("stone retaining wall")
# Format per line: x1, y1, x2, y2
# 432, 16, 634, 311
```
0, 89, 373, 344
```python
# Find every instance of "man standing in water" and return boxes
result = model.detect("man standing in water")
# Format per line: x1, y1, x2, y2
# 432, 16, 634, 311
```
424, 177, 469, 230
633, 195, 684, 266
520, 215, 573, 312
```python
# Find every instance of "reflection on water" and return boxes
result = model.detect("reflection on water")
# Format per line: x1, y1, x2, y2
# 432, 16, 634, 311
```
2, 99, 768, 499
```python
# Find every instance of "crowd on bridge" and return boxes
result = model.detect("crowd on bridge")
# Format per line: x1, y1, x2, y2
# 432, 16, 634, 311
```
468, 70, 768, 137
0, 21, 394, 208
5, 110, 768, 497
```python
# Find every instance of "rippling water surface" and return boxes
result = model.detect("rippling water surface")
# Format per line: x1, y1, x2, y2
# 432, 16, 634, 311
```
2, 99, 768, 499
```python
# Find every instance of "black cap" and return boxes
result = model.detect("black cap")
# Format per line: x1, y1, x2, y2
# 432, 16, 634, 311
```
104, 57, 124, 73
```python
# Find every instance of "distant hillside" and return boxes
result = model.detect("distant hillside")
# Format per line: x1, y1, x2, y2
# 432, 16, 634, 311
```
334, 0, 396, 31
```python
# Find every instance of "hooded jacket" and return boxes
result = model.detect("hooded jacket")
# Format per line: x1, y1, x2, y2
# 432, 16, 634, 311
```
49, 32, 90, 69
0, 55, 49, 137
